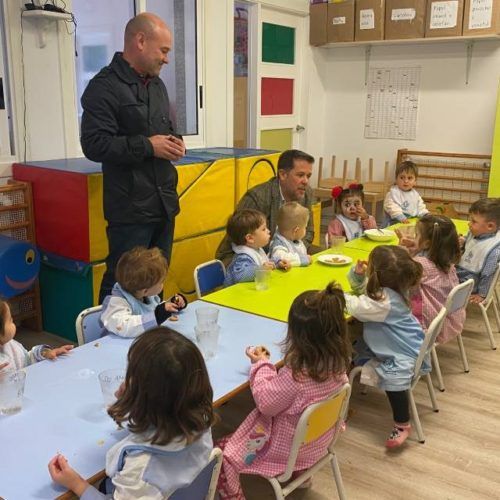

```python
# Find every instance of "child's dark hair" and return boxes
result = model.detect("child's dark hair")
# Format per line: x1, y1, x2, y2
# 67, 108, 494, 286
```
226, 208, 266, 246
0, 299, 8, 338
395, 160, 418, 178
282, 282, 351, 382
366, 246, 423, 305
115, 247, 168, 294
469, 197, 500, 227
108, 327, 214, 445
416, 214, 460, 272
331, 183, 365, 214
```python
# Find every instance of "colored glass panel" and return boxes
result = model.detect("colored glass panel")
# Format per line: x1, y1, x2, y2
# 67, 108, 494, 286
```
260, 129, 293, 151
261, 77, 294, 115
262, 23, 295, 64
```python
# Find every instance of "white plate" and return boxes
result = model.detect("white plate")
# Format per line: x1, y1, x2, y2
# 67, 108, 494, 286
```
364, 229, 396, 242
317, 254, 353, 266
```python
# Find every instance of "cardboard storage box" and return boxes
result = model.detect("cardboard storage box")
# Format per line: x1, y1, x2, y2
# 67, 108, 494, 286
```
463, 0, 500, 35
355, 0, 385, 40
328, 0, 355, 42
310, 3, 328, 45
385, 0, 427, 39
425, 0, 464, 36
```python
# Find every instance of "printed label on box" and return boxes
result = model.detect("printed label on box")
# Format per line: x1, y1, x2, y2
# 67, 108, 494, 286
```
391, 8, 416, 21
429, 1, 458, 29
333, 16, 347, 25
360, 9, 375, 29
469, 0, 493, 29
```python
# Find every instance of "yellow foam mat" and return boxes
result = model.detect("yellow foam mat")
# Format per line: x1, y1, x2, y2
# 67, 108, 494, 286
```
88, 173, 108, 262
91, 261, 106, 306
235, 153, 280, 204
311, 202, 321, 247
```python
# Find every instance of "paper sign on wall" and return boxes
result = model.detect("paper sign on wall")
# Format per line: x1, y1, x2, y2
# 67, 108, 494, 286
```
429, 1, 459, 29
333, 17, 347, 25
391, 8, 416, 21
360, 9, 375, 30
469, 0, 493, 29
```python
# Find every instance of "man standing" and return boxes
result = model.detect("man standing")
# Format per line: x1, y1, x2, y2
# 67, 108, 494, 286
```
216, 149, 316, 265
81, 13, 185, 303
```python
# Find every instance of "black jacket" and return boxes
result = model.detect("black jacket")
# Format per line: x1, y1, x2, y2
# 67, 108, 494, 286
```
81, 52, 179, 224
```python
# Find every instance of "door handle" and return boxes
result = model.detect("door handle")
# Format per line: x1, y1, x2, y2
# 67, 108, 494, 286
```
295, 124, 305, 132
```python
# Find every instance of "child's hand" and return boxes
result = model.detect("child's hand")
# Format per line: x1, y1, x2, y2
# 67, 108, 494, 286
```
172, 294, 186, 309
469, 294, 485, 304
43, 345, 73, 360
0, 362, 9, 371
395, 229, 418, 253
278, 259, 291, 271
306, 255, 312, 265
245, 345, 270, 363
114, 381, 126, 400
400, 218, 410, 224
165, 302, 179, 313
356, 206, 369, 220
263, 261, 275, 270
458, 235, 465, 247
48, 454, 89, 495
354, 260, 368, 276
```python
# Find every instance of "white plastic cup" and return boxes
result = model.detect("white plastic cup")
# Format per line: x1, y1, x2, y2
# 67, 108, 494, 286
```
98, 368, 125, 409
329, 235, 346, 254
195, 325, 220, 360
0, 370, 26, 415
255, 267, 271, 291
195, 306, 219, 328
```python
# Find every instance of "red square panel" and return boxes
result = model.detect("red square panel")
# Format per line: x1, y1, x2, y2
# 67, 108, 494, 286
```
261, 78, 294, 115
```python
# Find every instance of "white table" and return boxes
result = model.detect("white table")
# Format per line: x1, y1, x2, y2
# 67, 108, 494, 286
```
0, 301, 287, 499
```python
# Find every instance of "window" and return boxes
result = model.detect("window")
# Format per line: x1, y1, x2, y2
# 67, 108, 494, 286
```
0, 3, 14, 159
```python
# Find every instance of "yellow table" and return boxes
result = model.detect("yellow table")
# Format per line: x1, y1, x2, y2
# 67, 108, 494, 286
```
203, 247, 370, 322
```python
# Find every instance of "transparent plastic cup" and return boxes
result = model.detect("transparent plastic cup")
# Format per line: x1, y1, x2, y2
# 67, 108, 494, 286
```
195, 325, 220, 360
195, 306, 219, 328
329, 235, 346, 254
0, 370, 26, 415
98, 368, 125, 409
255, 267, 271, 291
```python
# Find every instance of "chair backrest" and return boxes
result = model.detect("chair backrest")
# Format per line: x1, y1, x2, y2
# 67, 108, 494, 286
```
414, 307, 447, 377
278, 383, 351, 482
483, 262, 500, 307
170, 447, 223, 500
445, 278, 474, 314
75, 305, 104, 346
194, 260, 226, 298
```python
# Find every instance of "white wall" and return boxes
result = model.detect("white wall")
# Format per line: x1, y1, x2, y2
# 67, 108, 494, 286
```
307, 40, 500, 182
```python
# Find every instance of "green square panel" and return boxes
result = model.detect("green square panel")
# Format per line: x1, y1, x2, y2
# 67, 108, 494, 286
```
262, 23, 295, 64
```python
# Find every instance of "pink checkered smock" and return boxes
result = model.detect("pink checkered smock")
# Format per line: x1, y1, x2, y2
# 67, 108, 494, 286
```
217, 359, 347, 499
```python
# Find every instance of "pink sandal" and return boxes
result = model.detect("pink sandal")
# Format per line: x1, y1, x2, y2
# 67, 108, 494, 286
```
386, 423, 411, 448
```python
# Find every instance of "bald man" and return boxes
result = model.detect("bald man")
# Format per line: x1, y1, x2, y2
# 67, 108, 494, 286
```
81, 13, 185, 303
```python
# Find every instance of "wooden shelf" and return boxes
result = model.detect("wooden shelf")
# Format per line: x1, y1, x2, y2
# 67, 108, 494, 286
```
417, 163, 489, 172
418, 185, 484, 194
417, 174, 489, 182
23, 10, 72, 21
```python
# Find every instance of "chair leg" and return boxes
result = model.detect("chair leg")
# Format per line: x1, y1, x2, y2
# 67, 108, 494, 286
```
424, 373, 439, 412
267, 478, 285, 500
431, 345, 445, 392
456, 333, 469, 373
330, 453, 347, 500
492, 299, 500, 332
479, 305, 497, 350
408, 389, 425, 444
349, 366, 368, 394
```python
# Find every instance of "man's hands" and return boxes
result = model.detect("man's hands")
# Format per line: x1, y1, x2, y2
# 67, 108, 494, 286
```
149, 135, 185, 161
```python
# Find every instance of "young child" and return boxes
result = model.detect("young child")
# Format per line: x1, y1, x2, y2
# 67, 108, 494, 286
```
456, 198, 500, 304
48, 327, 215, 498
402, 215, 465, 344
328, 184, 377, 241
100, 247, 186, 338
224, 208, 275, 286
0, 299, 72, 371
345, 246, 425, 448
217, 282, 350, 499
383, 161, 428, 225
269, 201, 312, 268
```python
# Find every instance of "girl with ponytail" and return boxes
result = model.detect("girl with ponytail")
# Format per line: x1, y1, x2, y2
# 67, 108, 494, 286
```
217, 283, 350, 499
345, 245, 424, 448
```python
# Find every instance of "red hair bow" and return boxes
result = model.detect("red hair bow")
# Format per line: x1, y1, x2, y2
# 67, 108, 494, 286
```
331, 186, 343, 199
348, 183, 364, 191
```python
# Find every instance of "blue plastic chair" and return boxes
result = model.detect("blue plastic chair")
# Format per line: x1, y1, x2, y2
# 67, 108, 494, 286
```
75, 305, 105, 346
194, 260, 226, 298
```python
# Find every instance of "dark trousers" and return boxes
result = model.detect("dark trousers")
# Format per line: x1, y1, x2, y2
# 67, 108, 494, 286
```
99, 219, 175, 304
386, 390, 410, 424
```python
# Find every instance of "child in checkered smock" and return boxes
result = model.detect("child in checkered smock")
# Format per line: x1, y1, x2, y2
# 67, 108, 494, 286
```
217, 282, 351, 499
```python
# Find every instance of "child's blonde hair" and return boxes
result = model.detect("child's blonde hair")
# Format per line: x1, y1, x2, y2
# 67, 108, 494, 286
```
115, 247, 168, 294
0, 299, 8, 339
366, 246, 423, 305
277, 202, 309, 233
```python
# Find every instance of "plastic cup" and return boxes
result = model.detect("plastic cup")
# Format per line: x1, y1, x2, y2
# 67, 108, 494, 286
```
195, 306, 219, 328
255, 267, 271, 291
98, 368, 125, 409
195, 325, 220, 360
329, 235, 346, 254
0, 370, 26, 415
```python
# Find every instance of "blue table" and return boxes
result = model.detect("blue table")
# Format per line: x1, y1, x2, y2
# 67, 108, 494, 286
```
0, 301, 287, 499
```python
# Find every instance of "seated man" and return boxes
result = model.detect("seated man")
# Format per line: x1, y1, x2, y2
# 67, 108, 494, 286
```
216, 149, 316, 266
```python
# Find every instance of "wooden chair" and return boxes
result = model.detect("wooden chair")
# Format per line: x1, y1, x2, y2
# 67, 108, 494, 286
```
317, 155, 349, 190
474, 262, 500, 350
356, 158, 390, 217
